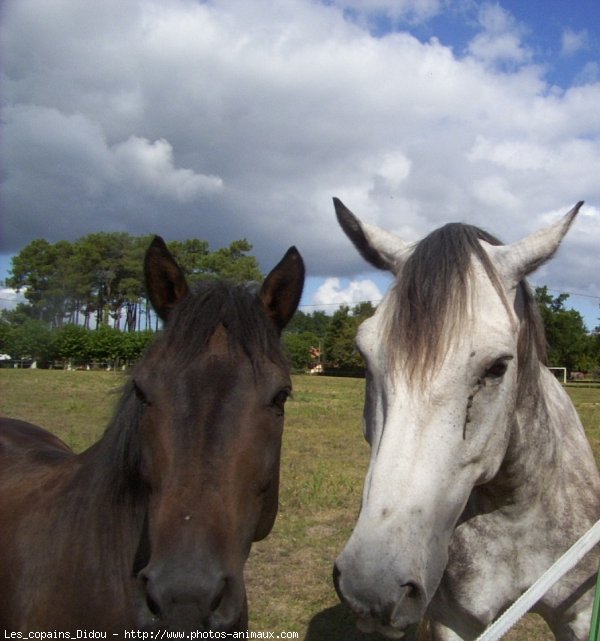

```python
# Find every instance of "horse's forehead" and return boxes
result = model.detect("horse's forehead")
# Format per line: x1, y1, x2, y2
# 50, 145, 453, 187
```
356, 301, 390, 353
360, 259, 517, 367
200, 323, 289, 390
206, 322, 230, 357
468, 258, 520, 330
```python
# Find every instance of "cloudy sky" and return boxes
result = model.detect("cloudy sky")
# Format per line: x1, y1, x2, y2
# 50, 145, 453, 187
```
1, 0, 599, 329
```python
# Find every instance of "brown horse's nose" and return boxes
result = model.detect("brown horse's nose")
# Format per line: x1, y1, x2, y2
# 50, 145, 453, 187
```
138, 565, 246, 631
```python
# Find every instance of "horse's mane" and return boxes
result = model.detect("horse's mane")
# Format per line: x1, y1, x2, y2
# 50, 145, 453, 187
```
92, 280, 287, 503
158, 280, 287, 371
386, 223, 546, 398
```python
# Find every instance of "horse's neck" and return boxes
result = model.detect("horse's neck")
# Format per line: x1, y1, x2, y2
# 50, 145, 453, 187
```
66, 409, 148, 572
82, 387, 148, 507
447, 367, 600, 631
469, 367, 600, 523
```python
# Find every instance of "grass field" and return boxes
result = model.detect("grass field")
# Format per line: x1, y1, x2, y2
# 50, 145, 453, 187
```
1, 369, 599, 640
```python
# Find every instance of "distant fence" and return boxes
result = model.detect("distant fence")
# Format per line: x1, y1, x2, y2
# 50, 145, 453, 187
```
0, 359, 125, 371
0, 359, 35, 369
565, 380, 600, 389
548, 367, 600, 388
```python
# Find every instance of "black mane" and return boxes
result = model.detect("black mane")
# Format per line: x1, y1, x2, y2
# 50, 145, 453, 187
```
159, 280, 286, 371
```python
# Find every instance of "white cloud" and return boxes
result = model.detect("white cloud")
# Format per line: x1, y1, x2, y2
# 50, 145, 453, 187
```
333, 0, 442, 24
560, 28, 588, 57
112, 137, 223, 202
574, 61, 599, 86
467, 4, 532, 68
468, 137, 549, 172
376, 152, 412, 190
0, 287, 25, 311
312, 278, 383, 311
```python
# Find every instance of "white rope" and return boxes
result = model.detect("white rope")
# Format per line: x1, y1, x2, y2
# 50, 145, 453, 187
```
475, 518, 600, 641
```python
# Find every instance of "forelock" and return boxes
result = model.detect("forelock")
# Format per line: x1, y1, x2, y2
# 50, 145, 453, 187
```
384, 223, 543, 395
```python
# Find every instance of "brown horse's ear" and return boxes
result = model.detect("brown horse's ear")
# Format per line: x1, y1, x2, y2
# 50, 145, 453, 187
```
144, 236, 190, 322
260, 247, 305, 333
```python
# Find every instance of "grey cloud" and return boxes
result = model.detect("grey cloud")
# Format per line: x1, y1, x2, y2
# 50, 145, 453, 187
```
1, 0, 600, 295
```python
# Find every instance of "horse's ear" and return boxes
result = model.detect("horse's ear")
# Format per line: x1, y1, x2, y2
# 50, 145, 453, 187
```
491, 202, 583, 285
260, 247, 305, 332
144, 236, 190, 322
334, 197, 407, 273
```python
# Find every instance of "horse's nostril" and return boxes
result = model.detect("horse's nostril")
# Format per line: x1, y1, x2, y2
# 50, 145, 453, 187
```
378, 582, 422, 627
209, 578, 227, 612
332, 563, 343, 600
401, 581, 419, 599
332, 563, 341, 582
139, 571, 162, 619
146, 594, 162, 618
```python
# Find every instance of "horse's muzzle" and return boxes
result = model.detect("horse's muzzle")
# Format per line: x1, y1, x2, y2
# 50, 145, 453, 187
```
137, 563, 247, 632
333, 560, 424, 638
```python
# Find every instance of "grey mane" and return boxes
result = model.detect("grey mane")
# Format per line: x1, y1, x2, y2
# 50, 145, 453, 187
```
386, 223, 546, 399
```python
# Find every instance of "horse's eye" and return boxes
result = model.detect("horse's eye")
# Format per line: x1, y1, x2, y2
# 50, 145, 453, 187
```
484, 357, 512, 380
271, 388, 291, 415
133, 380, 152, 406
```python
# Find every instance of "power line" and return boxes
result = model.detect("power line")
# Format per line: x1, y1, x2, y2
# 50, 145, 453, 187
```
1, 286, 598, 309
297, 285, 600, 312
531, 284, 600, 302
298, 299, 382, 309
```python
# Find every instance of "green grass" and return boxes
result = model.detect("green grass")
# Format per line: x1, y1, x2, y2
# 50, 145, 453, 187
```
568, 386, 600, 468
1, 370, 599, 640
0, 369, 120, 451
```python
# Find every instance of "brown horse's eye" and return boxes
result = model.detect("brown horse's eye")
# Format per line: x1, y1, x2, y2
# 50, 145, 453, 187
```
271, 388, 291, 415
133, 380, 152, 406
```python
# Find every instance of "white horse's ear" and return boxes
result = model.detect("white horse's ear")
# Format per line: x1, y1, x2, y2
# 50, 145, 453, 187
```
333, 198, 407, 273
490, 202, 583, 286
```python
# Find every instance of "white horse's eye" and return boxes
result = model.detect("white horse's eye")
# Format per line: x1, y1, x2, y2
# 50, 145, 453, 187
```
484, 357, 512, 380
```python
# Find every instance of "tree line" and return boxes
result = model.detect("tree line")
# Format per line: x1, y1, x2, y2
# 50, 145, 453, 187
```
4, 232, 262, 332
535, 286, 600, 375
1, 234, 599, 375
0, 232, 262, 368
285, 288, 600, 377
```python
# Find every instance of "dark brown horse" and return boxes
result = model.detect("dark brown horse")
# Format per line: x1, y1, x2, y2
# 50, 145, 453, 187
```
0, 237, 304, 634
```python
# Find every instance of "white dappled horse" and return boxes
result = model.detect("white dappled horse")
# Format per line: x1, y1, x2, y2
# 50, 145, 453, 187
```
332, 198, 600, 641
